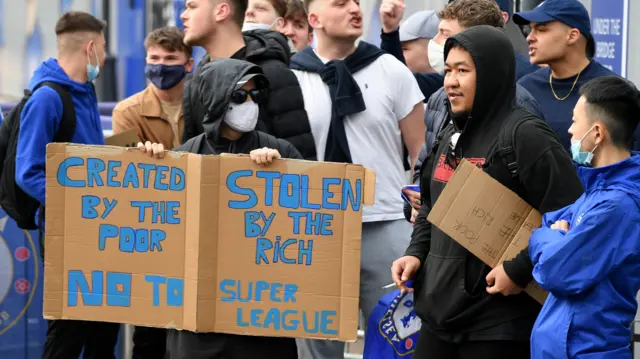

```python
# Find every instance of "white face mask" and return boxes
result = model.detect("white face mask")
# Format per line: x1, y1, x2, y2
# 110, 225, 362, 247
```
223, 101, 259, 132
242, 17, 283, 32
428, 40, 445, 76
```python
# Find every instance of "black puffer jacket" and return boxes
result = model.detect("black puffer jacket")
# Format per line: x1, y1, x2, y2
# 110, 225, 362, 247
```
181, 30, 315, 160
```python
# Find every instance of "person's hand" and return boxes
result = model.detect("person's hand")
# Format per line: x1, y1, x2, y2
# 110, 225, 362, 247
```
137, 141, 165, 159
380, 0, 405, 33
486, 265, 524, 296
410, 208, 419, 224
391, 256, 421, 293
551, 220, 570, 232
250, 147, 281, 166
403, 188, 421, 210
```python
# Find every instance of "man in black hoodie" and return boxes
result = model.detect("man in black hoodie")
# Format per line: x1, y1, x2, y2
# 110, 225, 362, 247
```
179, 0, 315, 160
142, 58, 300, 359
391, 25, 584, 358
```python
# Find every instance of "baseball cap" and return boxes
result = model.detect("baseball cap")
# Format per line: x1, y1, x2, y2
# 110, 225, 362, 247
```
234, 72, 269, 91
494, 0, 511, 16
513, 0, 594, 56
399, 10, 440, 42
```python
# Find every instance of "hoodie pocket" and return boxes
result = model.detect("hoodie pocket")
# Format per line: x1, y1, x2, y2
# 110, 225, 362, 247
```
414, 253, 481, 330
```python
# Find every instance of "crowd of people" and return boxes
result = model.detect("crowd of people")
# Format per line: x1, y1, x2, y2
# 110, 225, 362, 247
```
2, 0, 639, 358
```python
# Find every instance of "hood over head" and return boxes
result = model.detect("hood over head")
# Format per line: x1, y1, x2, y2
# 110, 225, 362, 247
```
196, 58, 268, 141
578, 152, 640, 208
444, 25, 516, 128
243, 29, 292, 65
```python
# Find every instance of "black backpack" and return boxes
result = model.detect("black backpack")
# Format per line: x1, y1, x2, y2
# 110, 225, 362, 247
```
0, 82, 76, 230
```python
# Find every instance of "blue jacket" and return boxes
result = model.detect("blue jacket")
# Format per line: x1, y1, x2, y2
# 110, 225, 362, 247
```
16, 58, 104, 206
529, 152, 640, 359
363, 283, 421, 359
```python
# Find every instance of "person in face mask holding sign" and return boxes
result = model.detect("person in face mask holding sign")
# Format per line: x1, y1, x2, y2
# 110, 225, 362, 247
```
112, 27, 194, 150
140, 58, 301, 359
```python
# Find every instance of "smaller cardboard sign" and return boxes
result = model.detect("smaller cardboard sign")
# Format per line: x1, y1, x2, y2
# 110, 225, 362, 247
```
105, 129, 141, 148
427, 160, 548, 304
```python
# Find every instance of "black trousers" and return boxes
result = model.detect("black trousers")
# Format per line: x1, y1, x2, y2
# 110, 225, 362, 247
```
413, 328, 531, 359
42, 319, 120, 359
132, 326, 167, 359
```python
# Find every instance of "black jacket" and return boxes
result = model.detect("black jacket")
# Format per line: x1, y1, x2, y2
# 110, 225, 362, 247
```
405, 26, 583, 342
167, 59, 299, 359
181, 30, 315, 160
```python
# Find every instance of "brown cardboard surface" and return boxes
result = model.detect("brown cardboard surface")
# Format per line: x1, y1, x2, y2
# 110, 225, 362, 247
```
104, 128, 141, 147
427, 160, 548, 304
44, 143, 374, 341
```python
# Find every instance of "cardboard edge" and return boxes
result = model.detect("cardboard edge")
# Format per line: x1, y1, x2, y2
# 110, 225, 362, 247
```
183, 153, 202, 331
338, 165, 364, 341
43, 143, 68, 319
363, 168, 375, 206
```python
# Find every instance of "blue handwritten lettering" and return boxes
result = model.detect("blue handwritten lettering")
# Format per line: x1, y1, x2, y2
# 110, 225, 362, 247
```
68, 270, 103, 306
279, 174, 300, 209
98, 224, 165, 253
256, 171, 280, 206
106, 272, 131, 307
227, 170, 258, 209
145, 275, 184, 307
322, 178, 340, 210
244, 211, 275, 237
122, 162, 140, 188
57, 157, 85, 187
106, 161, 122, 187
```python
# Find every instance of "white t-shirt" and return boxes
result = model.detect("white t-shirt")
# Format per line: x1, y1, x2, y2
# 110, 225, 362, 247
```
293, 53, 424, 222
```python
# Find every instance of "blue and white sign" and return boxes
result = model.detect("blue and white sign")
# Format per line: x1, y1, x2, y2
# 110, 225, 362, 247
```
591, 0, 629, 77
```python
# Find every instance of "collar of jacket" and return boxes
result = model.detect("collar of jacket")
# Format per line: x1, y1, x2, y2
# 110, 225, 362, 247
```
140, 85, 165, 119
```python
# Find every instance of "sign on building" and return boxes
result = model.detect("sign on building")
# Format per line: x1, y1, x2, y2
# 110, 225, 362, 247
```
591, 0, 629, 77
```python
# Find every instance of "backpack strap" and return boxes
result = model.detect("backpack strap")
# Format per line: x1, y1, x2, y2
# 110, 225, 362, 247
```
493, 108, 534, 178
36, 81, 77, 142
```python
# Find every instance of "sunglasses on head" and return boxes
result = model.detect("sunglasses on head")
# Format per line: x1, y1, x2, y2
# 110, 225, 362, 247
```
230, 89, 266, 105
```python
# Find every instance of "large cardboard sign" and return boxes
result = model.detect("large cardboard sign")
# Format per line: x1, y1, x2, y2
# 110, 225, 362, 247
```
44, 143, 375, 341
427, 160, 548, 304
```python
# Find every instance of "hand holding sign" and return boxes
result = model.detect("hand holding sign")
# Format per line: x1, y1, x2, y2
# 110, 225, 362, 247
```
485, 264, 523, 296
250, 147, 281, 166
138, 141, 165, 159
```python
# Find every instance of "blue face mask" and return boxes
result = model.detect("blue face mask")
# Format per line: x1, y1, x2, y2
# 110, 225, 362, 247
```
86, 43, 100, 83
571, 125, 598, 166
145, 64, 187, 90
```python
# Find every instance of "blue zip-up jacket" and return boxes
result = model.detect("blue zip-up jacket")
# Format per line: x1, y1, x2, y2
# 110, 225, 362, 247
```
529, 152, 640, 359
16, 58, 105, 207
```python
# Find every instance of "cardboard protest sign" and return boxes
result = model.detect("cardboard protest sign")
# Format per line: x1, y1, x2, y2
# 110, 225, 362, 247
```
427, 160, 548, 304
44, 143, 374, 341
105, 128, 141, 147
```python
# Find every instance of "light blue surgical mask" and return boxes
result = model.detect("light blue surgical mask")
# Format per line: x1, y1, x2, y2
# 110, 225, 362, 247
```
571, 125, 599, 166
86, 43, 100, 83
